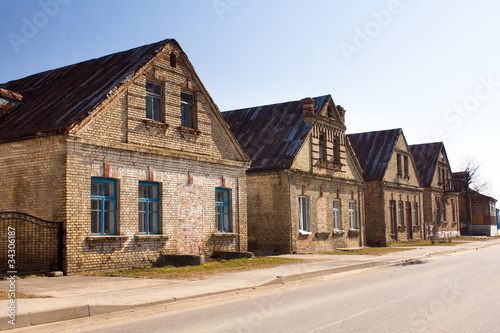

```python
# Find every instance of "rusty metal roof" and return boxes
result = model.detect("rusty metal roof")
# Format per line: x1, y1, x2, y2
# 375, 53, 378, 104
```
0, 39, 175, 142
347, 129, 401, 181
222, 95, 331, 171
409, 142, 443, 187
0, 88, 22, 102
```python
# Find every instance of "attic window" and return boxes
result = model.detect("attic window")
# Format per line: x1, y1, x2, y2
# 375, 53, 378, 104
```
319, 133, 326, 160
327, 107, 333, 118
181, 91, 195, 128
170, 52, 177, 68
332, 136, 340, 164
146, 81, 162, 122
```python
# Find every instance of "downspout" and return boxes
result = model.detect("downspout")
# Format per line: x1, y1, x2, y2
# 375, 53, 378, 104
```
360, 183, 367, 247
288, 171, 294, 254
236, 177, 240, 252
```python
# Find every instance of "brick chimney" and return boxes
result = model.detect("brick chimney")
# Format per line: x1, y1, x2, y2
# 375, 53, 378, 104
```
337, 105, 346, 122
302, 97, 315, 115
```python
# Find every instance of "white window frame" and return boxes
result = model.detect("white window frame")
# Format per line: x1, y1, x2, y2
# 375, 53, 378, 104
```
298, 196, 310, 233
349, 200, 356, 229
333, 199, 340, 230
398, 201, 404, 226
412, 202, 419, 226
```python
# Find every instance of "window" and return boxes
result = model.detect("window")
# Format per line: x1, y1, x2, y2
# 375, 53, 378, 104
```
397, 154, 402, 176
442, 169, 446, 183
332, 137, 340, 164
146, 81, 162, 122
170, 52, 177, 67
389, 200, 397, 237
398, 201, 404, 226
319, 133, 326, 160
215, 188, 231, 232
452, 202, 456, 222
403, 155, 409, 178
91, 178, 117, 235
436, 201, 442, 221
442, 201, 447, 221
298, 196, 310, 232
138, 182, 159, 234
438, 167, 442, 183
412, 202, 419, 226
181, 92, 194, 128
349, 201, 356, 229
333, 199, 340, 230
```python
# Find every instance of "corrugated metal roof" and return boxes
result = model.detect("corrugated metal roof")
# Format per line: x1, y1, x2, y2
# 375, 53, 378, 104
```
347, 129, 401, 181
222, 95, 331, 171
0, 39, 174, 142
409, 142, 443, 187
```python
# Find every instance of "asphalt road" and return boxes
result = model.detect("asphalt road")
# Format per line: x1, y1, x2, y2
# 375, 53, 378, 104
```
15, 243, 500, 333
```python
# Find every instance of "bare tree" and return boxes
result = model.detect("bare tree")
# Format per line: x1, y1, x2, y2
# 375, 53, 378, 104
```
460, 156, 491, 195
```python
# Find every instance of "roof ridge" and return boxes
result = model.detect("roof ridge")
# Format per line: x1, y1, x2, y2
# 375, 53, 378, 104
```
223, 94, 331, 113
1, 39, 172, 86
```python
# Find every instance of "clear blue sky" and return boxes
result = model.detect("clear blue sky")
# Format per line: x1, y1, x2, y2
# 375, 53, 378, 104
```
1, 0, 499, 200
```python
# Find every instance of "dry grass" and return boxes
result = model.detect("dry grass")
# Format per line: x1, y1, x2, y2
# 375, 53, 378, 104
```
324, 247, 414, 255
390, 239, 468, 247
0, 291, 51, 300
88, 257, 305, 280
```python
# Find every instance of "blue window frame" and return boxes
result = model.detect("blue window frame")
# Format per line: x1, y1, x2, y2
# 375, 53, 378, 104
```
215, 188, 231, 232
138, 182, 160, 234
91, 178, 117, 235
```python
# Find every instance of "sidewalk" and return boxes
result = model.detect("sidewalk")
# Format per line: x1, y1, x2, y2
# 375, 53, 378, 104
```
1, 239, 498, 331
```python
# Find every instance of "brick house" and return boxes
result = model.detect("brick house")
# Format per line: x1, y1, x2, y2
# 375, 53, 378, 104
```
0, 39, 250, 274
222, 96, 366, 254
347, 129, 424, 246
409, 142, 460, 239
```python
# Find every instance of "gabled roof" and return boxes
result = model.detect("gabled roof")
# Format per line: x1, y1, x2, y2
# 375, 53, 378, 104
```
222, 95, 331, 171
409, 142, 444, 187
347, 128, 401, 181
0, 39, 176, 142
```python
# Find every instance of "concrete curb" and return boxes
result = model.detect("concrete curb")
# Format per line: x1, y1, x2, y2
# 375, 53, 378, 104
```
260, 260, 391, 286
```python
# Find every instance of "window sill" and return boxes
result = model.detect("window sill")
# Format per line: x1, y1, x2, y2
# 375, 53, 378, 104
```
178, 126, 200, 136
315, 231, 331, 238
347, 229, 360, 237
87, 235, 128, 242
135, 234, 169, 240
143, 119, 169, 131
299, 230, 312, 235
213, 232, 237, 237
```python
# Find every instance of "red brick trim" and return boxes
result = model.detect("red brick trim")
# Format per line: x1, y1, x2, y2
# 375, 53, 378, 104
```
103, 162, 110, 177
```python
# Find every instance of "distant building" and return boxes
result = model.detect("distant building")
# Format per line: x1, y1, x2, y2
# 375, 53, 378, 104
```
348, 129, 424, 246
223, 96, 366, 254
469, 192, 497, 236
410, 142, 460, 239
